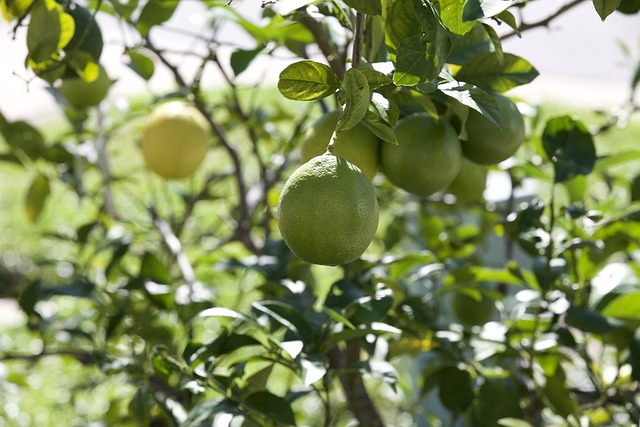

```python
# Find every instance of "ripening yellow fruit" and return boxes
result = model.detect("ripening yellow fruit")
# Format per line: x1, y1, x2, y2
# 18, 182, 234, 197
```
277, 154, 379, 266
381, 113, 461, 197
301, 110, 380, 180
462, 95, 525, 165
140, 101, 211, 179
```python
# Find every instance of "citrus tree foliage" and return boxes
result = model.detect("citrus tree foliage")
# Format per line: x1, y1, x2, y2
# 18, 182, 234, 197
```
1, 0, 640, 426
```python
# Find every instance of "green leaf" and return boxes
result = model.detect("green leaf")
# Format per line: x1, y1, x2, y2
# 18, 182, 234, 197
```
438, 81, 502, 127
448, 23, 492, 65
439, 367, 473, 412
439, 0, 475, 35
336, 68, 370, 132
252, 300, 318, 343
244, 391, 296, 426
541, 116, 596, 183
140, 251, 171, 283
181, 398, 240, 427
192, 332, 262, 366
462, 0, 516, 21
362, 111, 398, 144
565, 306, 620, 334
385, 0, 421, 58
25, 174, 50, 222
345, 0, 382, 15
27, 0, 61, 63
230, 47, 264, 77
354, 67, 392, 90
1, 119, 46, 160
58, 10, 75, 50
482, 23, 503, 65
455, 52, 538, 92
495, 10, 519, 33
127, 49, 155, 80
136, 0, 179, 37
593, 0, 622, 20
393, 35, 430, 86
602, 292, 640, 320
632, 174, 640, 201
543, 368, 579, 418
278, 60, 341, 101
413, 0, 452, 79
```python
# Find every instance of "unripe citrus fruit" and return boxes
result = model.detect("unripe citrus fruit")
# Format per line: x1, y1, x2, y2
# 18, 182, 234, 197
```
59, 64, 113, 110
301, 110, 380, 180
380, 113, 461, 197
446, 157, 487, 201
277, 154, 379, 266
140, 101, 211, 179
462, 95, 525, 165
451, 290, 496, 326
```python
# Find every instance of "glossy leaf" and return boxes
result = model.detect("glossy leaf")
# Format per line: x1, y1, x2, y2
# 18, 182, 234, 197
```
278, 60, 341, 101
439, 0, 475, 35
345, 0, 382, 15
244, 391, 296, 426
456, 52, 538, 92
140, 251, 171, 284
354, 67, 392, 90
26, 0, 60, 63
438, 81, 502, 127
25, 174, 50, 222
362, 111, 398, 144
136, 0, 179, 36
593, 0, 622, 20
230, 47, 264, 77
336, 68, 370, 132
1, 118, 46, 160
127, 49, 155, 80
541, 116, 596, 182
385, 0, 421, 58
602, 292, 640, 320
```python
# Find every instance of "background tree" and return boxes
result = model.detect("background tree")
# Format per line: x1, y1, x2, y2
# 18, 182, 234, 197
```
1, 0, 640, 426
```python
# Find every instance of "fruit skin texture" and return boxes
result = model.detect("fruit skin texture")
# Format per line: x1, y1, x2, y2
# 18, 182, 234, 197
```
140, 102, 211, 179
451, 290, 496, 326
59, 65, 113, 110
381, 113, 461, 197
446, 157, 487, 201
301, 110, 380, 180
462, 94, 525, 165
277, 154, 379, 266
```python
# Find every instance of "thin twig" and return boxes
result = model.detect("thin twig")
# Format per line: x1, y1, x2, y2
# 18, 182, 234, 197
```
352, 12, 365, 69
500, 0, 583, 41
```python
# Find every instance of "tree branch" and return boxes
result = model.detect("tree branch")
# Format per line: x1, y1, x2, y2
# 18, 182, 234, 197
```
300, 16, 347, 79
500, 0, 584, 41
328, 341, 385, 427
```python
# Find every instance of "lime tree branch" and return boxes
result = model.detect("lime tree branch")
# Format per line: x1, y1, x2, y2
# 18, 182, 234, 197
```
300, 16, 347, 79
501, 0, 583, 41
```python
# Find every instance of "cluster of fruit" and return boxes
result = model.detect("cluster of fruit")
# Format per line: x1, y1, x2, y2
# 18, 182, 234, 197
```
135, 96, 524, 270
277, 95, 525, 266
